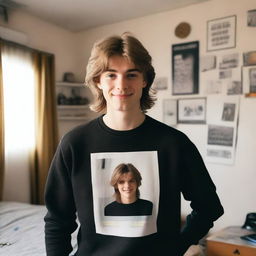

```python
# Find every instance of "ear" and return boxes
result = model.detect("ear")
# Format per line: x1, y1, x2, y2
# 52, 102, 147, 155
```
142, 80, 147, 88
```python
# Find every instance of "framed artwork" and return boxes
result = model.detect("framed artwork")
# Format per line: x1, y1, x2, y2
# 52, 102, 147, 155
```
177, 98, 206, 124
242, 65, 256, 94
247, 9, 256, 27
243, 51, 256, 66
172, 41, 199, 95
207, 15, 236, 51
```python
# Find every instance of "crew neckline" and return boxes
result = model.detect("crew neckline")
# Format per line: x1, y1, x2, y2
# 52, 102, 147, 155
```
97, 115, 150, 136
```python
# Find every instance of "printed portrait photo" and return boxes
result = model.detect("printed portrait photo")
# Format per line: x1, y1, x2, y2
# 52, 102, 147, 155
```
90, 151, 160, 237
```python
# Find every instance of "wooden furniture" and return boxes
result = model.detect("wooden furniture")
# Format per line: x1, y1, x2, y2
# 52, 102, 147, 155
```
206, 226, 256, 256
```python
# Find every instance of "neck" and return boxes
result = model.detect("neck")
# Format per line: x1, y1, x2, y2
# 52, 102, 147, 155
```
103, 110, 145, 131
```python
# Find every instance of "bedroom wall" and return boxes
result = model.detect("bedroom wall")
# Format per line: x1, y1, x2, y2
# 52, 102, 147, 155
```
76, 0, 256, 232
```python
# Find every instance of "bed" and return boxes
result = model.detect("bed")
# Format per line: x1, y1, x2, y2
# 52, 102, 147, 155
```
0, 201, 77, 256
0, 201, 204, 256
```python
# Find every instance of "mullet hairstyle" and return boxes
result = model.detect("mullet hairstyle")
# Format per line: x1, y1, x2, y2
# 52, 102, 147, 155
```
85, 32, 156, 113
110, 163, 142, 203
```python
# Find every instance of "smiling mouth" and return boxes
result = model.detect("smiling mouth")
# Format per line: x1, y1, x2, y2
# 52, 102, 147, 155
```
112, 93, 133, 98
122, 189, 133, 193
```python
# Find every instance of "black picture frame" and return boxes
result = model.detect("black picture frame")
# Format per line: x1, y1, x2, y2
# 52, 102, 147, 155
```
172, 41, 199, 95
177, 97, 206, 124
207, 15, 236, 52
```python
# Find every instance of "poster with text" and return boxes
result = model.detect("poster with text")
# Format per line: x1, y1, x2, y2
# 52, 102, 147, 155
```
172, 41, 199, 95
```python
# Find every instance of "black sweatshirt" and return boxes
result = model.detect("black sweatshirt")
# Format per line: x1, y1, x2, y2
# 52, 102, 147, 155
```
44, 115, 224, 256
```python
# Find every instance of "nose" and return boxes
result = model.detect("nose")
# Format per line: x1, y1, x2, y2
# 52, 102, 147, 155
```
123, 181, 130, 189
116, 76, 128, 90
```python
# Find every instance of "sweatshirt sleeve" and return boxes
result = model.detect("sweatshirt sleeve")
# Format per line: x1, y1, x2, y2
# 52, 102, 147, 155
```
44, 140, 78, 256
179, 136, 224, 255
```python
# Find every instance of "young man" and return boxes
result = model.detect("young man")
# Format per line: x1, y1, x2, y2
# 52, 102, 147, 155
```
44, 33, 224, 256
104, 163, 153, 216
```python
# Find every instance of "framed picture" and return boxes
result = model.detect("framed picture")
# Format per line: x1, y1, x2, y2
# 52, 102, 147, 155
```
247, 9, 256, 27
242, 65, 256, 94
177, 98, 206, 124
172, 41, 199, 95
243, 51, 256, 66
207, 15, 236, 51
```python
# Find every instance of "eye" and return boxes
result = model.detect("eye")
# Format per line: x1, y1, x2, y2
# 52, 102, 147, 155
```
118, 180, 125, 184
127, 73, 138, 79
105, 73, 116, 79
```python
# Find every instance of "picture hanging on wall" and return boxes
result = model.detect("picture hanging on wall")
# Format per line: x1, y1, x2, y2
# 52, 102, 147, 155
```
242, 65, 256, 94
207, 15, 236, 52
243, 51, 256, 66
177, 97, 206, 124
247, 9, 256, 27
172, 41, 199, 95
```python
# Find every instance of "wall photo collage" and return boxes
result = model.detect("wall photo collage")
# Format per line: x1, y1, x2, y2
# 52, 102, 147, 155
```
158, 9, 256, 165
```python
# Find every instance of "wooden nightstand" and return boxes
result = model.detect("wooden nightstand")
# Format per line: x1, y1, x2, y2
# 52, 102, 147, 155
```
206, 226, 256, 256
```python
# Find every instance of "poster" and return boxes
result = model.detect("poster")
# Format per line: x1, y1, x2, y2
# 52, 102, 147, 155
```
206, 95, 240, 165
172, 41, 199, 95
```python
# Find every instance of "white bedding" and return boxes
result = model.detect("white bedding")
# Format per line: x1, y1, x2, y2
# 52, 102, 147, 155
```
0, 201, 78, 256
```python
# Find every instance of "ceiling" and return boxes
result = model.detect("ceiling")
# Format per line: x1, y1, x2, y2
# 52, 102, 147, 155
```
2, 0, 210, 32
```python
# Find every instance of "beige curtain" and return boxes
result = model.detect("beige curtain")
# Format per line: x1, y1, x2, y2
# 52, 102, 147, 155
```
31, 52, 59, 205
0, 41, 5, 201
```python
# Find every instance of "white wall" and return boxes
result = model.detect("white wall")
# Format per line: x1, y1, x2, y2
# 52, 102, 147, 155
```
0, 11, 81, 81
1, 0, 256, 232
76, 0, 256, 231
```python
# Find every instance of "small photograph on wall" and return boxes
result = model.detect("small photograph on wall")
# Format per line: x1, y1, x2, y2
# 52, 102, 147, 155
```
227, 80, 242, 95
153, 77, 168, 91
177, 98, 206, 124
200, 55, 216, 72
249, 68, 256, 92
247, 9, 256, 27
207, 125, 234, 147
219, 53, 239, 69
207, 15, 236, 51
163, 99, 177, 126
243, 51, 256, 66
221, 103, 236, 122
219, 69, 232, 79
172, 41, 199, 95
242, 65, 256, 93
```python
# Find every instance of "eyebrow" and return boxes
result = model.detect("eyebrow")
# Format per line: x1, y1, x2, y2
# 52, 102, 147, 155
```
105, 68, 141, 73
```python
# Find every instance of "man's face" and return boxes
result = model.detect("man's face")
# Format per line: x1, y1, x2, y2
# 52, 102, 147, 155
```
117, 172, 137, 203
97, 55, 146, 113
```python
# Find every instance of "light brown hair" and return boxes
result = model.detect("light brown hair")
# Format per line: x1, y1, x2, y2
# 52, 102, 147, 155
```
85, 32, 156, 113
110, 163, 142, 203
